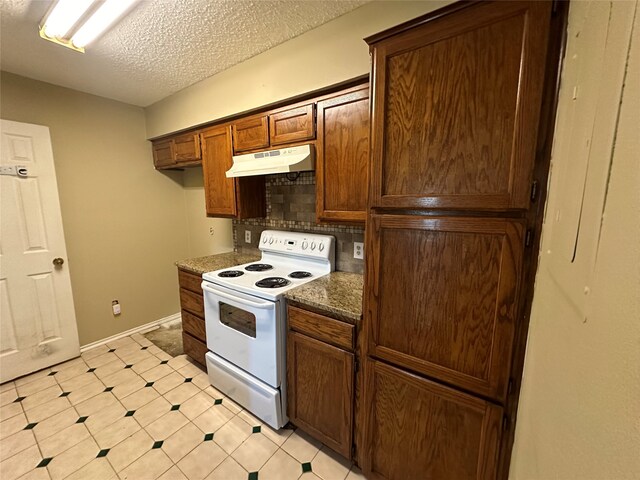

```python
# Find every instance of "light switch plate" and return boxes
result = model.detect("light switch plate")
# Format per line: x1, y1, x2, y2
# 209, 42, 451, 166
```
245, 230, 251, 243
354, 242, 364, 259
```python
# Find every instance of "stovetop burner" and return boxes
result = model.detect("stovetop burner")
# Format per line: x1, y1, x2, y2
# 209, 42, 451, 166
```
245, 263, 273, 272
218, 270, 244, 278
255, 277, 291, 289
288, 271, 312, 279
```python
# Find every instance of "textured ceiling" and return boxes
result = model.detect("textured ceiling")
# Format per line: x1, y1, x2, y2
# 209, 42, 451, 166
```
0, 0, 368, 106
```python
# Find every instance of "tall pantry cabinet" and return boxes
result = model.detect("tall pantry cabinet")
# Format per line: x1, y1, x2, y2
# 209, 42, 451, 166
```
359, 2, 568, 479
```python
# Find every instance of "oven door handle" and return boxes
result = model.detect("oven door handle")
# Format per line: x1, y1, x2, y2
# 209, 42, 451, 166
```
201, 282, 275, 310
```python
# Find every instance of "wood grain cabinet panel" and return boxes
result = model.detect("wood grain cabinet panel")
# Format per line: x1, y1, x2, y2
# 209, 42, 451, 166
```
152, 139, 175, 168
201, 125, 266, 219
316, 86, 369, 224
180, 288, 204, 318
365, 214, 524, 400
201, 125, 237, 217
288, 306, 354, 351
369, 1, 551, 210
182, 332, 207, 368
232, 116, 269, 153
361, 359, 502, 480
182, 310, 206, 343
173, 132, 201, 164
287, 331, 354, 459
178, 269, 202, 295
269, 104, 315, 146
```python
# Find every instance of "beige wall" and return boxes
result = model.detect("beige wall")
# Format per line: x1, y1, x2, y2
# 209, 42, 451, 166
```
510, 1, 640, 478
144, 0, 452, 138
1, 72, 191, 345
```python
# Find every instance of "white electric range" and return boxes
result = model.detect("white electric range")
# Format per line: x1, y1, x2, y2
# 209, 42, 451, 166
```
201, 230, 335, 429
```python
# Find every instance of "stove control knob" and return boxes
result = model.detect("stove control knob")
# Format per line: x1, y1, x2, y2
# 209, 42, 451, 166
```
269, 237, 274, 245
311, 242, 316, 251
318, 242, 325, 252
262, 236, 268, 244
302, 241, 308, 250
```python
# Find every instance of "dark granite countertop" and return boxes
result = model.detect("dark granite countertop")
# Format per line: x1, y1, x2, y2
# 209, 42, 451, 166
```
284, 271, 364, 324
175, 252, 260, 276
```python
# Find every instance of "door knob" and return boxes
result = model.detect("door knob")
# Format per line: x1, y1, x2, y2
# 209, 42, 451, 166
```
53, 257, 64, 266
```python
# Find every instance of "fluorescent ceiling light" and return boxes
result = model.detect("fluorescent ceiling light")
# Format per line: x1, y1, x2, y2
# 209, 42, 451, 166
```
42, 0, 96, 38
39, 0, 137, 52
71, 0, 137, 48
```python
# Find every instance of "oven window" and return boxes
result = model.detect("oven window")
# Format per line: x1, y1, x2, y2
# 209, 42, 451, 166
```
219, 303, 257, 338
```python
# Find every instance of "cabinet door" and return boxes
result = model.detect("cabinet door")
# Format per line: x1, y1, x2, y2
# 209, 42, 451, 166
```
316, 87, 369, 224
173, 132, 201, 164
287, 330, 354, 459
232, 116, 269, 153
361, 359, 502, 480
201, 125, 237, 217
152, 139, 175, 168
269, 104, 315, 146
369, 1, 551, 210
365, 214, 524, 400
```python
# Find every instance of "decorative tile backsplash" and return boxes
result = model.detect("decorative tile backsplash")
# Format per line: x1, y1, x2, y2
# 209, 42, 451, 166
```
233, 172, 365, 274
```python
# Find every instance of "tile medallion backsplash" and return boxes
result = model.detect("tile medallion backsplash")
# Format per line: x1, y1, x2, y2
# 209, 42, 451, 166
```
233, 172, 365, 274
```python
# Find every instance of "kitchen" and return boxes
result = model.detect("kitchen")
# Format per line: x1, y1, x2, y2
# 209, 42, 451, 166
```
2, 2, 637, 478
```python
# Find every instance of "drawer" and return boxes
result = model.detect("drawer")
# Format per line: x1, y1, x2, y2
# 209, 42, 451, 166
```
269, 104, 315, 146
287, 305, 354, 351
178, 269, 203, 294
182, 310, 206, 343
182, 332, 208, 368
180, 288, 204, 318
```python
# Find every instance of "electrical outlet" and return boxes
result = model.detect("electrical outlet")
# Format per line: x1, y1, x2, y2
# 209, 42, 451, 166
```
209, 227, 215, 236
354, 242, 364, 259
245, 230, 251, 243
111, 300, 121, 316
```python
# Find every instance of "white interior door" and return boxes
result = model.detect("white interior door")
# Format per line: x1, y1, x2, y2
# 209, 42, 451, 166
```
0, 119, 80, 383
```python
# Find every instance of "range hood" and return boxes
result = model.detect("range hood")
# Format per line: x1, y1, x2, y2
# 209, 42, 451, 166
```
226, 144, 315, 178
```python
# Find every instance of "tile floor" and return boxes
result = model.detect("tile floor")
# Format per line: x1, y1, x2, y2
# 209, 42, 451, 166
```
0, 333, 365, 480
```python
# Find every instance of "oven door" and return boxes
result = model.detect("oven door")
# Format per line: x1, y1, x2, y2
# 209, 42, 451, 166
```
202, 281, 281, 388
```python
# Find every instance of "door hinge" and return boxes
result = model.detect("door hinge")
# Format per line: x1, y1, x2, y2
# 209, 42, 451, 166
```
507, 378, 514, 395
354, 358, 359, 373
352, 444, 357, 459
525, 229, 534, 248
530, 180, 539, 203
502, 415, 510, 432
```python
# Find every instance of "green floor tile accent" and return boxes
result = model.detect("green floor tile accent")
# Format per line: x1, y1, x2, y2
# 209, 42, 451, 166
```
184, 378, 192, 383
76, 416, 88, 423
87, 368, 96, 373
124, 364, 133, 369
214, 399, 223, 405
23, 423, 37, 430
125, 410, 135, 417
152, 440, 164, 449
13, 396, 25, 403
59, 392, 70, 397
204, 433, 214, 441
145, 382, 154, 387
252, 426, 261, 433
97, 449, 110, 458
170, 405, 180, 411
302, 462, 312, 473
36, 458, 52, 468
248, 472, 258, 480
104, 387, 114, 392
48, 371, 57, 376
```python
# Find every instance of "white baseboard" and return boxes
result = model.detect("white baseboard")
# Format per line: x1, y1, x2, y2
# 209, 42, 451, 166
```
80, 312, 181, 353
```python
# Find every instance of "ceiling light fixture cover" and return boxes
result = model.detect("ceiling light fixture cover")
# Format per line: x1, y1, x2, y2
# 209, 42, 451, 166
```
39, 0, 138, 53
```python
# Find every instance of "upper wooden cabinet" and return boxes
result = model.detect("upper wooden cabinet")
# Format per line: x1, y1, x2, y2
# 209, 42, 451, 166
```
368, 1, 551, 210
232, 104, 316, 154
365, 214, 524, 401
361, 360, 503, 480
201, 125, 265, 219
316, 86, 369, 224
232, 116, 270, 153
152, 131, 201, 169
269, 104, 315, 146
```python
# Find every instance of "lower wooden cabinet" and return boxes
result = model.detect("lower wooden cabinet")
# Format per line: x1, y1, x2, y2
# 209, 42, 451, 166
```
286, 306, 355, 459
178, 268, 207, 368
361, 359, 503, 480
